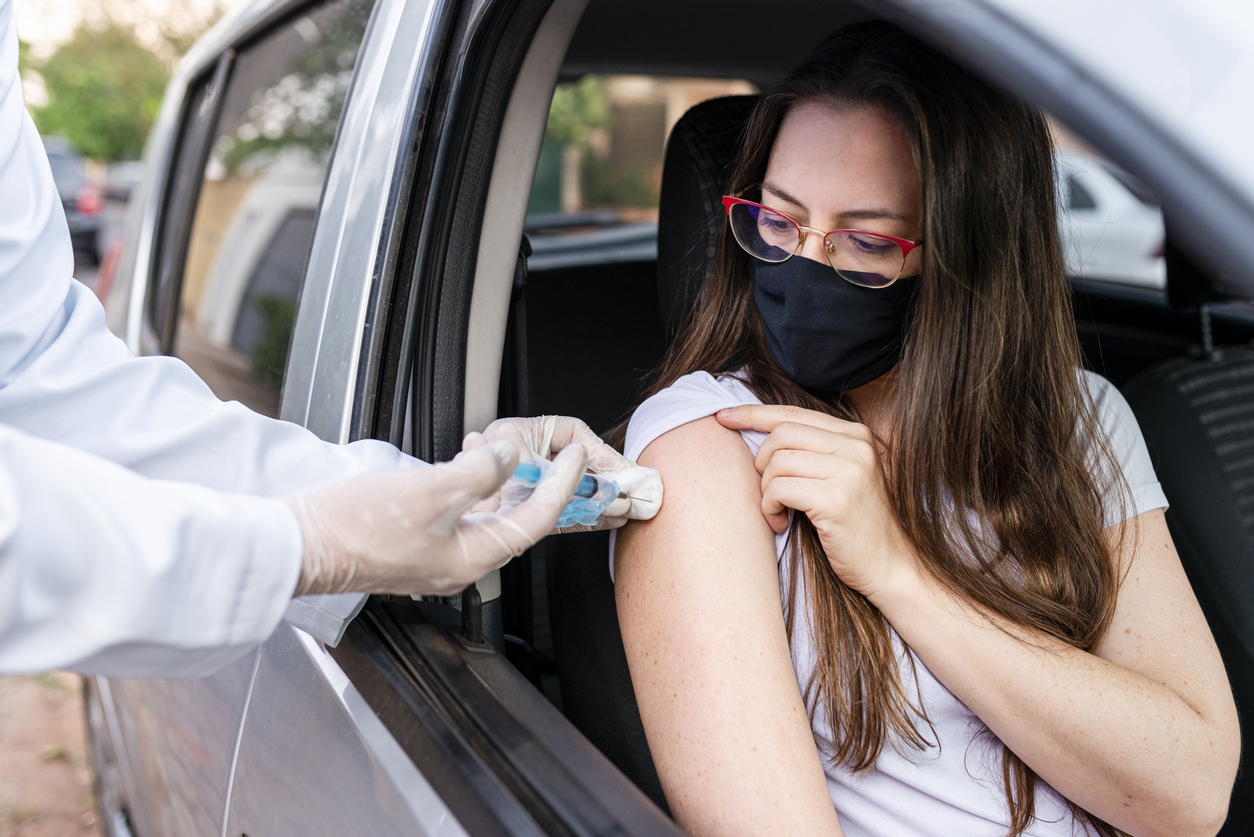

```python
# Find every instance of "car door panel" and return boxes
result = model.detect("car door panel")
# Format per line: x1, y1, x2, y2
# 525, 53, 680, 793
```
224, 623, 465, 836
105, 650, 259, 836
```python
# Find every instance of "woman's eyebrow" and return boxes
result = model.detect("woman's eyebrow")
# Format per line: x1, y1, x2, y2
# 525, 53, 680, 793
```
842, 207, 912, 222
761, 182, 806, 209
762, 182, 910, 224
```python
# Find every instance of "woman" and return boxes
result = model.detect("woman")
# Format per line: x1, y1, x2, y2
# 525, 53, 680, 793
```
611, 21, 1239, 837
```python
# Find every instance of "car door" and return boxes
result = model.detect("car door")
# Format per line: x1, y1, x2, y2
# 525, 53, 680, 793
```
89, 1, 381, 834
226, 0, 686, 832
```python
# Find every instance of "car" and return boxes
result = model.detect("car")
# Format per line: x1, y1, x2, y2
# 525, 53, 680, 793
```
42, 135, 103, 264
97, 0, 1254, 835
1056, 151, 1166, 288
103, 160, 146, 203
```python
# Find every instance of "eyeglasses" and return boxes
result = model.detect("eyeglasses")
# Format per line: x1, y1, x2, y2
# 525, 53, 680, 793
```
722, 191, 922, 289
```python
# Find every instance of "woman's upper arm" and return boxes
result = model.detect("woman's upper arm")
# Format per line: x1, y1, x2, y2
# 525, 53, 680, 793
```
1095, 510, 1239, 763
615, 416, 842, 837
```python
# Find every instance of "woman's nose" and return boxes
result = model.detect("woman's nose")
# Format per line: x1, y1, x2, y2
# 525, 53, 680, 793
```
798, 231, 830, 265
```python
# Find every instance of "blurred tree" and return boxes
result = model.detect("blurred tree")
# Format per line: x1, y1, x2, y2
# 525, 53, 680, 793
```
545, 75, 608, 146
76, 0, 232, 63
33, 22, 168, 161
210, 0, 374, 175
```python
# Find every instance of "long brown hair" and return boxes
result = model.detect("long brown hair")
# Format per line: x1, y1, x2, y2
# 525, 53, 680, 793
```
640, 21, 1125, 836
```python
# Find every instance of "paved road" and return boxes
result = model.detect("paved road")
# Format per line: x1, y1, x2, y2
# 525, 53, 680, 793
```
0, 673, 102, 837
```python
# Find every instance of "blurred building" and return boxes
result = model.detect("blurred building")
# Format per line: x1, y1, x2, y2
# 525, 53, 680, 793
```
531, 75, 756, 218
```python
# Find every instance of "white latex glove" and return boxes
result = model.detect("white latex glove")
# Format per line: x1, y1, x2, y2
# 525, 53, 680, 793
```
289, 441, 587, 596
462, 415, 662, 531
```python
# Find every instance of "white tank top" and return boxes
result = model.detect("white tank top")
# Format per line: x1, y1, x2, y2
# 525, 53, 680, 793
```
609, 369, 1168, 837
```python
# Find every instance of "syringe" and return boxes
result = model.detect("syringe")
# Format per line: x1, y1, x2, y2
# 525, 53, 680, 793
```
504, 459, 624, 528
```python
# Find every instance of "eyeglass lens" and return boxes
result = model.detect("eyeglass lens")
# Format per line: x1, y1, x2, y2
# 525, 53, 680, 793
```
728, 201, 905, 288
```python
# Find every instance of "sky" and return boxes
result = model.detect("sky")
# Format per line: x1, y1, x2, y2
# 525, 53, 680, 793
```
13, 0, 248, 57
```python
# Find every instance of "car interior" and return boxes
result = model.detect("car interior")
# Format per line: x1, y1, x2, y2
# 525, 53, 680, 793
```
138, 0, 1254, 830
432, 0, 1254, 829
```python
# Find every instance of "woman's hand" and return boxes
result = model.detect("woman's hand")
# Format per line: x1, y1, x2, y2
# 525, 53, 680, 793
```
716, 404, 916, 601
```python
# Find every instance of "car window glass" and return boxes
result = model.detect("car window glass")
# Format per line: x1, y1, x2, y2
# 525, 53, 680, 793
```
174, 0, 374, 417
1065, 175, 1097, 211
525, 75, 755, 249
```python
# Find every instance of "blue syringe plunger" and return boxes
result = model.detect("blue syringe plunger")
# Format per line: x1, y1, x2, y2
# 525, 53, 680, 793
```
505, 459, 620, 527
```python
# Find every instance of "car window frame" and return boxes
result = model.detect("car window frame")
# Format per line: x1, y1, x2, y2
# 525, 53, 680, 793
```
147, 54, 234, 355
307, 0, 685, 831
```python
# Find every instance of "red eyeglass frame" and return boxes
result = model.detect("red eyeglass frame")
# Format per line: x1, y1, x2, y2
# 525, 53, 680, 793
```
721, 195, 923, 258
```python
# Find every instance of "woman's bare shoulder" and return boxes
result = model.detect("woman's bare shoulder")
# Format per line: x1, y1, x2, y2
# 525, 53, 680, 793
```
617, 415, 775, 588
614, 419, 840, 837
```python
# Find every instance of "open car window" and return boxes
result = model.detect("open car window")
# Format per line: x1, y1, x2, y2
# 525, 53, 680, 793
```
1052, 120, 1166, 290
524, 74, 755, 271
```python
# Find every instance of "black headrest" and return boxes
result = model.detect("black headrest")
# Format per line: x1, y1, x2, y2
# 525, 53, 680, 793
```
656, 95, 759, 340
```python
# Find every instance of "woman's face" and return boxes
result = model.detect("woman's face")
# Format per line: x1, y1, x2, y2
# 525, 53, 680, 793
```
762, 101, 923, 274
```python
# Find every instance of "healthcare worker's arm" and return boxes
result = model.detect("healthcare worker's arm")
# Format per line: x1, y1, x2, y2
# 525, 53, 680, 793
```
0, 423, 303, 678
0, 0, 409, 500
0, 423, 586, 678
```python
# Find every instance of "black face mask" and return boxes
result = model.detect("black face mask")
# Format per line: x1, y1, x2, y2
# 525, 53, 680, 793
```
752, 256, 919, 392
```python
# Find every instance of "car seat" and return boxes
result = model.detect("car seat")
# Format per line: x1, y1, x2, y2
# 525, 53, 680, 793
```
535, 96, 760, 813
1121, 261, 1254, 835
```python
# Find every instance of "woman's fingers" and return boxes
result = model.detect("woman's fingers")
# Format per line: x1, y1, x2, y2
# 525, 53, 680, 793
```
717, 404, 861, 435
760, 448, 838, 487
760, 475, 825, 533
758, 447, 871, 534
755, 421, 874, 475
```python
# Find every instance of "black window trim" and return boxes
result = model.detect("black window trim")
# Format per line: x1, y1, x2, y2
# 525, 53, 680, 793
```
332, 0, 684, 830
148, 52, 234, 355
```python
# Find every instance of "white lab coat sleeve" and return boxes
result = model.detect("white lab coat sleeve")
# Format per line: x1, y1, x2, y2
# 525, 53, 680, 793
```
0, 0, 417, 498
0, 3, 421, 651
0, 423, 303, 678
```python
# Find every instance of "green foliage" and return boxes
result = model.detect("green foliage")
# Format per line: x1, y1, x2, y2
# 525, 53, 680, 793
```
17, 38, 31, 77
211, 0, 373, 175
251, 295, 296, 389
581, 155, 659, 209
33, 24, 168, 161
545, 75, 608, 146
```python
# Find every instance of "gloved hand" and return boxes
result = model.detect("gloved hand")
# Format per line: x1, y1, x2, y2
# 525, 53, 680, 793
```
462, 415, 662, 531
289, 441, 587, 597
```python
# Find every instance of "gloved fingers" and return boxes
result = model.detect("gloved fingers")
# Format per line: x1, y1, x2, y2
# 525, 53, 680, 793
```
430, 440, 519, 526
459, 443, 588, 569
478, 415, 638, 477
478, 416, 555, 461
466, 495, 504, 515
603, 495, 632, 518
543, 415, 634, 474
556, 514, 628, 534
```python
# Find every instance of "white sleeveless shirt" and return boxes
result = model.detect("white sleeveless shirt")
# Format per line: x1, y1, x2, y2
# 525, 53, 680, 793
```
609, 370, 1168, 837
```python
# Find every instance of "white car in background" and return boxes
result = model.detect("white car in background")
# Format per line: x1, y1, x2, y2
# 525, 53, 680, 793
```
1057, 151, 1166, 287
